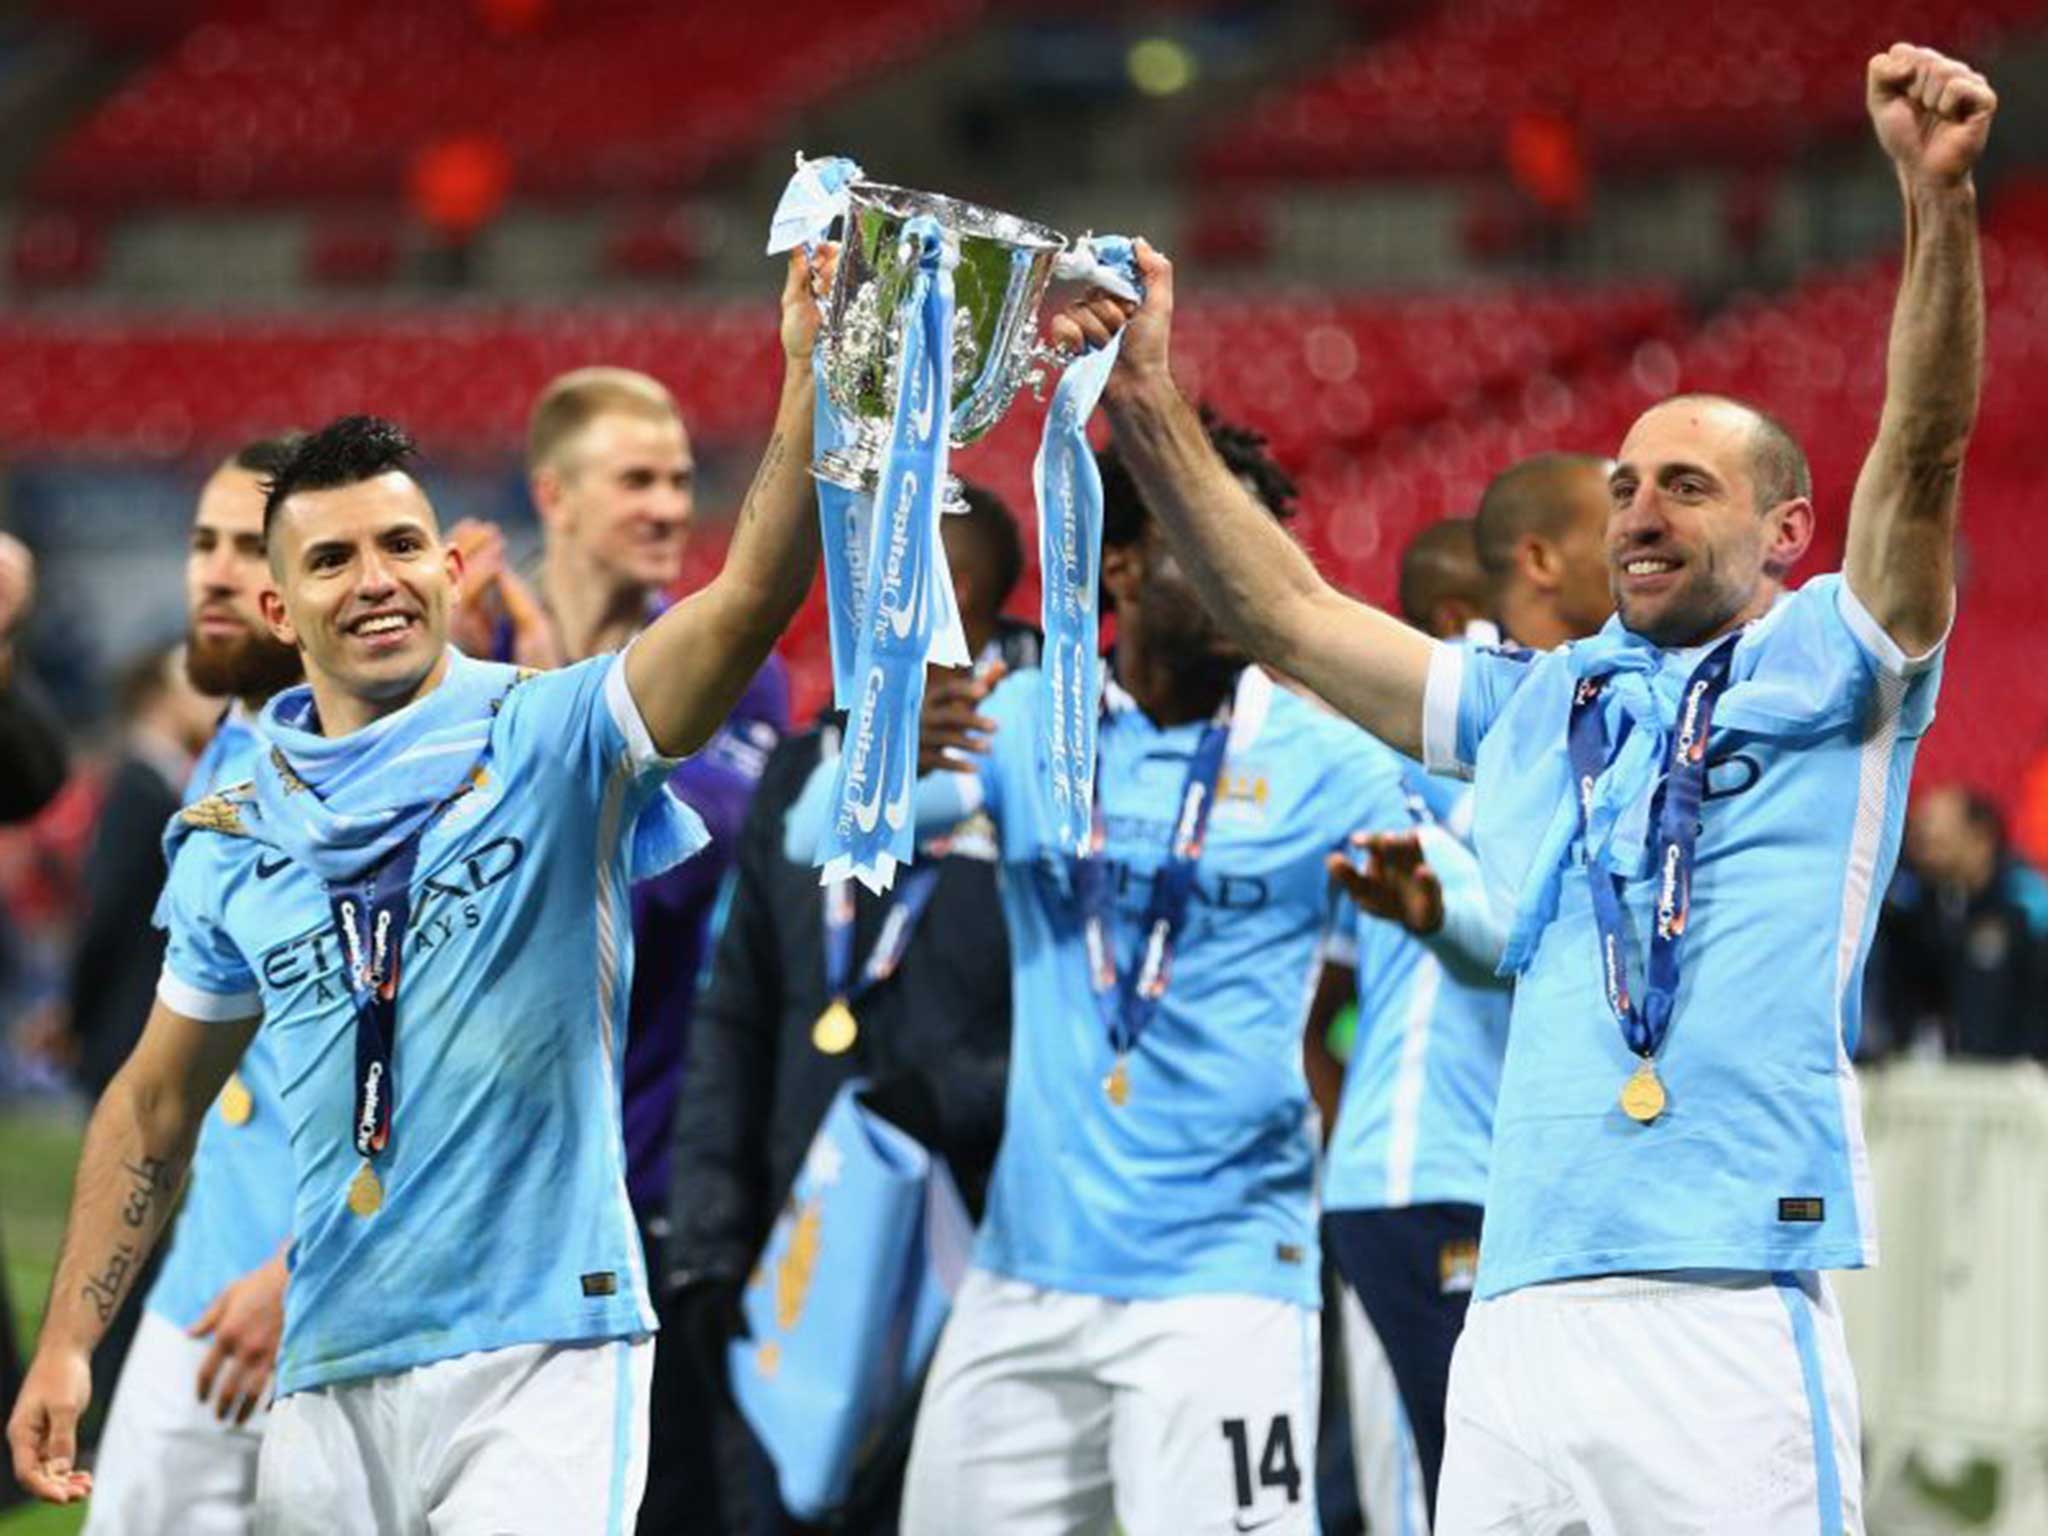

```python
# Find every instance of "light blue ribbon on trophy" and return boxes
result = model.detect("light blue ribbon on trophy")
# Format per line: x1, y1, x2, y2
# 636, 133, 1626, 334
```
770, 153, 966, 709
812, 351, 871, 708
819, 214, 956, 893
1034, 235, 1141, 857
764, 153, 864, 257
768, 155, 871, 709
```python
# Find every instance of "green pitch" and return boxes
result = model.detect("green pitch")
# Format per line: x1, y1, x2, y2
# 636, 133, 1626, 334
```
2, 1103, 85, 1536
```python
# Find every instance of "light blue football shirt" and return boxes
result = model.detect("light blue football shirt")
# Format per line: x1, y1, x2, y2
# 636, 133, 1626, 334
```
1322, 767, 1510, 1215
155, 655, 683, 1394
145, 706, 297, 1330
1422, 575, 1942, 1298
957, 666, 1411, 1308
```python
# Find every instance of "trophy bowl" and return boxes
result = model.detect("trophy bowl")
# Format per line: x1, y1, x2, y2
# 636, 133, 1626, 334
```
816, 181, 1069, 508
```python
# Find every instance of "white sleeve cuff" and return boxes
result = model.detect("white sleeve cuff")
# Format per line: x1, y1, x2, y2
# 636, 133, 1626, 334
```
1420, 640, 1471, 778
605, 647, 685, 772
1836, 579, 1948, 678
157, 968, 260, 1023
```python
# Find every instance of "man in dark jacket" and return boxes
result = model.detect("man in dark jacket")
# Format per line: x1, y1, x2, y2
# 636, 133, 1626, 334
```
1870, 785, 2048, 1060
0, 531, 64, 823
0, 527, 62, 1512
64, 647, 225, 1097
659, 484, 1036, 1534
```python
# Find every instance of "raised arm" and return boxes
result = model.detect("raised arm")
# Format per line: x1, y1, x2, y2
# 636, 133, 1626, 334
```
1843, 43, 1996, 658
625, 247, 833, 756
8, 1000, 258, 1502
1072, 242, 1435, 756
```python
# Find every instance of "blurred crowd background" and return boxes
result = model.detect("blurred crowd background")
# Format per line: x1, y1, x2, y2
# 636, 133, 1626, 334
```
1, 0, 2046, 1529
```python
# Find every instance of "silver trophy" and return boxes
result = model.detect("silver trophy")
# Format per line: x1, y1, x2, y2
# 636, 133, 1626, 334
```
814, 178, 1072, 512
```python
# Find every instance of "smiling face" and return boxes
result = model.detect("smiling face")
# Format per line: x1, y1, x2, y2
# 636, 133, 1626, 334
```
261, 472, 462, 717
1606, 398, 1812, 647
537, 409, 693, 592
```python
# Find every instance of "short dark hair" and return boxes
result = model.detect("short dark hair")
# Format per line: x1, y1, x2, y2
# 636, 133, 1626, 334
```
262, 415, 419, 542
1473, 452, 1610, 584
227, 431, 307, 482
1097, 403, 1297, 551
1397, 517, 1486, 633
1666, 393, 1812, 512
1958, 787, 2007, 850
946, 480, 1024, 611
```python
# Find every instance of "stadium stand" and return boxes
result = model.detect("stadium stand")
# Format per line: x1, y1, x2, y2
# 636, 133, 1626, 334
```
33, 0, 982, 205
1200, 0, 2048, 179
0, 278, 1669, 717
0, 282, 1675, 474
2, 226, 2037, 793
1265, 198, 2048, 809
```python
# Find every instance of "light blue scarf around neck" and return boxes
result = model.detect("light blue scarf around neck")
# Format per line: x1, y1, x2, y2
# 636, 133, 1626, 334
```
239, 647, 703, 885
1486, 579, 1869, 975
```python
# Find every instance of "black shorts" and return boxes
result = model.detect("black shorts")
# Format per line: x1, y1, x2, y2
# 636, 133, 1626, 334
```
1322, 1202, 1483, 1522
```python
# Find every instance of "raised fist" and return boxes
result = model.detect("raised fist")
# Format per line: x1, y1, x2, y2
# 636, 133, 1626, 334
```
1868, 43, 1996, 189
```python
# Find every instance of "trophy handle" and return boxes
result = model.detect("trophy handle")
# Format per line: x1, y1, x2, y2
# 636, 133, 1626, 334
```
1025, 341, 1078, 403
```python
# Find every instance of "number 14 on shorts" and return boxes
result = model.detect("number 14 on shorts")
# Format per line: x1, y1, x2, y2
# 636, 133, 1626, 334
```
1221, 1414, 1302, 1526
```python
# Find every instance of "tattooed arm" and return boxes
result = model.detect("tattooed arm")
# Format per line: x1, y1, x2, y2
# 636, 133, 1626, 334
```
7, 999, 258, 1503
624, 246, 834, 758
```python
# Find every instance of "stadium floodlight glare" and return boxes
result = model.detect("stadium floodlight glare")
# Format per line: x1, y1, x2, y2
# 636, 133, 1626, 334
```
1128, 37, 1196, 97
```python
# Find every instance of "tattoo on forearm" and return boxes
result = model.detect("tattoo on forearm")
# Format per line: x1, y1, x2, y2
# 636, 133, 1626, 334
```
737, 431, 789, 534
118, 1155, 173, 1229
81, 1243, 139, 1324
73, 1156, 174, 1322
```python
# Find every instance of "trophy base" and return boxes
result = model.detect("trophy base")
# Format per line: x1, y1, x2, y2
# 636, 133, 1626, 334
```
813, 442, 970, 516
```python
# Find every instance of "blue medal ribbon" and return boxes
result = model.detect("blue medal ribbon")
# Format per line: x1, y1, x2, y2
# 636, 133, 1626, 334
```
1565, 635, 1739, 1062
819, 214, 954, 893
328, 836, 427, 1164
822, 863, 944, 1009
1072, 700, 1232, 1061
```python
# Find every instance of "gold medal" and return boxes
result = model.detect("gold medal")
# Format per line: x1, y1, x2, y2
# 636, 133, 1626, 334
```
811, 1000, 858, 1056
1619, 1062, 1667, 1124
218, 1074, 253, 1127
1104, 1056, 1132, 1108
346, 1163, 384, 1217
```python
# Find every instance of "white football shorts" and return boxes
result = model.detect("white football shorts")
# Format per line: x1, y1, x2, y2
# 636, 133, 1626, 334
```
1437, 1269, 1862, 1535
902, 1268, 1319, 1536
251, 1334, 652, 1536
86, 1307, 267, 1536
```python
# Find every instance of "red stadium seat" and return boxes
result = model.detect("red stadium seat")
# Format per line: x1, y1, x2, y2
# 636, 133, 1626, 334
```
0, 221, 2038, 776
8, 209, 105, 292
1200, 0, 2048, 182
34, 0, 984, 206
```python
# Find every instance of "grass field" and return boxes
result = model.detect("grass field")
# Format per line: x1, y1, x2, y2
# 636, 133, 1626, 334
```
1, 1103, 86, 1536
